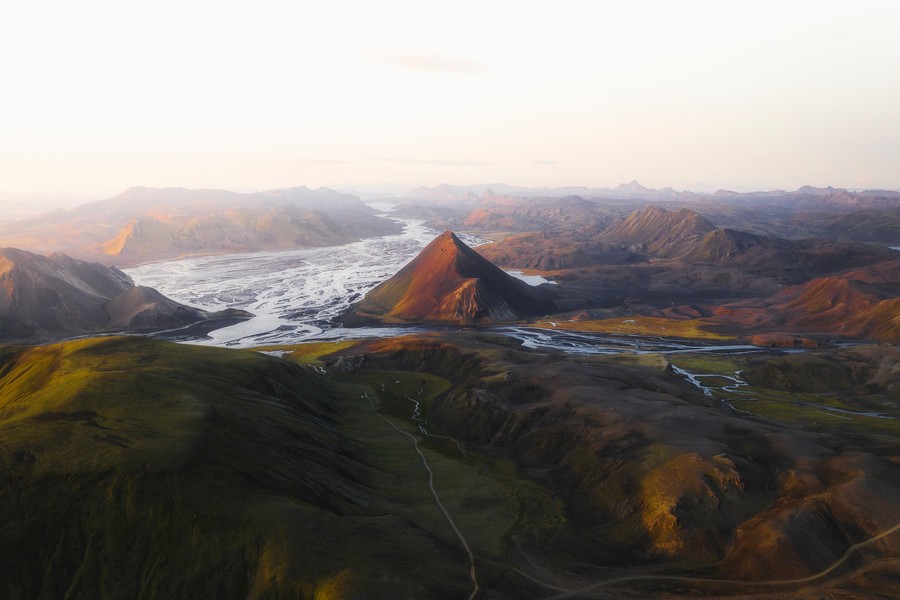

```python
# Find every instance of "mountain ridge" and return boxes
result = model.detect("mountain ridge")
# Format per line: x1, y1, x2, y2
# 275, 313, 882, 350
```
0, 186, 401, 265
709, 274, 900, 342
0, 246, 245, 340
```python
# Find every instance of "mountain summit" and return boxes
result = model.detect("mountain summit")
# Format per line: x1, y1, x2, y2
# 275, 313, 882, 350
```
350, 231, 555, 324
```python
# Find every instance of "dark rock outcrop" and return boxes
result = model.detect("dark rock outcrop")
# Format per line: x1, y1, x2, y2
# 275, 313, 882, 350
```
0, 247, 245, 340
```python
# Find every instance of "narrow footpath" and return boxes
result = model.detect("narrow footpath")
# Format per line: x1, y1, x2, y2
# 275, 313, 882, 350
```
546, 522, 900, 599
361, 389, 480, 600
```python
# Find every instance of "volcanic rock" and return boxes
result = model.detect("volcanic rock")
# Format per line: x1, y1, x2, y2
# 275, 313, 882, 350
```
350, 231, 555, 324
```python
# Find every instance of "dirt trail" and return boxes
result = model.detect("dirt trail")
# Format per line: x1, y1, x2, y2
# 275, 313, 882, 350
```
361, 389, 480, 600
546, 521, 900, 598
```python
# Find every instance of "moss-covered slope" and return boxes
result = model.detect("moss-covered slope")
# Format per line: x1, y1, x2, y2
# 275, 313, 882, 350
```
0, 337, 487, 599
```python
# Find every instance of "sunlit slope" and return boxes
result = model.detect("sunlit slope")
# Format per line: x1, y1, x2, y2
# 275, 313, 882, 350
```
332, 334, 900, 593
713, 275, 900, 342
351, 230, 555, 323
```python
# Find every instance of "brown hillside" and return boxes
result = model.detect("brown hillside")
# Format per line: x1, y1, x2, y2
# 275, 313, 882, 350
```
0, 247, 240, 340
776, 277, 881, 326
839, 259, 900, 284
599, 205, 716, 257
713, 275, 899, 342
843, 297, 900, 341
99, 206, 351, 260
350, 231, 555, 324
477, 231, 632, 270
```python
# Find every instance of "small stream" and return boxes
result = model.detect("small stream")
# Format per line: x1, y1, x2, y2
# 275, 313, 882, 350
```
498, 326, 764, 356
670, 363, 895, 420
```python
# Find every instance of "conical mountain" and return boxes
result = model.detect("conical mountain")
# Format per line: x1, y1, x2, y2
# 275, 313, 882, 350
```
351, 231, 555, 324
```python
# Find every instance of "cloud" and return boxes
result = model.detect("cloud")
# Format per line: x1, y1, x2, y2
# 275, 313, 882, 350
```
363, 49, 486, 74
367, 156, 496, 166
0, 42, 53, 56
263, 158, 350, 166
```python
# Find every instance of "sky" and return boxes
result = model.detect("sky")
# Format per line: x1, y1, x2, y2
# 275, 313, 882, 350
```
1, 0, 899, 203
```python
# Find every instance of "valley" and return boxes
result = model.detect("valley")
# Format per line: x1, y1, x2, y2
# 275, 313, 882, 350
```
0, 183, 898, 598
267, 333, 900, 598
3, 333, 896, 598
4, 0, 900, 594
4, 1, 900, 595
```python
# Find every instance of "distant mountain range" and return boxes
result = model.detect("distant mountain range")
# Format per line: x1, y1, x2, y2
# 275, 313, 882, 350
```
0, 247, 245, 341
2, 182, 897, 343
401, 181, 900, 207
397, 184, 900, 247
343, 203, 900, 340
473, 205, 900, 342
481, 205, 896, 279
0, 186, 401, 265
2, 182, 897, 267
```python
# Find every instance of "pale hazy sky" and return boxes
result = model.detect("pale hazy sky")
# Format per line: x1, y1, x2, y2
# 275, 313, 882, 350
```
2, 0, 899, 200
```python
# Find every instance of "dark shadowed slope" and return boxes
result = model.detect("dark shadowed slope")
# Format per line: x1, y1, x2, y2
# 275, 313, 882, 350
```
350, 231, 555, 324
0, 247, 242, 340
0, 337, 396, 598
103, 285, 220, 330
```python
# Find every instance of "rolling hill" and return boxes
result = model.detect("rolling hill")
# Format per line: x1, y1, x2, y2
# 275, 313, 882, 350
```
2, 328, 898, 597
0, 337, 456, 598
323, 333, 900, 596
712, 274, 900, 342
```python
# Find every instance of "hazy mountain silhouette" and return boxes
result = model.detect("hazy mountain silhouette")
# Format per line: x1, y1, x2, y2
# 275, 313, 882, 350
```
0, 186, 401, 265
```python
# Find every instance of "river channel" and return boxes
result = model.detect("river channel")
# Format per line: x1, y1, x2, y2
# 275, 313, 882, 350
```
125, 206, 761, 356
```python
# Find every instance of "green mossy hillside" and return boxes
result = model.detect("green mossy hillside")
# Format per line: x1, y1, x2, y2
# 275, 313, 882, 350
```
0, 337, 375, 599
0, 336, 566, 599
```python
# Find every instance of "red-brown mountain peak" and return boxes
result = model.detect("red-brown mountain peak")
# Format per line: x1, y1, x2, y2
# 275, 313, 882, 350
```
349, 231, 555, 324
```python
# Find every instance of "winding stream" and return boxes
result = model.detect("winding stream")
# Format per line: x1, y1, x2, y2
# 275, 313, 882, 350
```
499, 326, 763, 356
